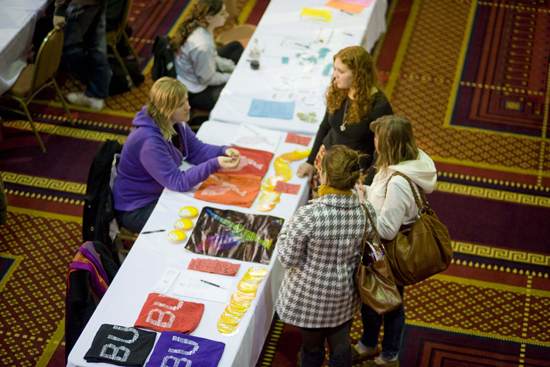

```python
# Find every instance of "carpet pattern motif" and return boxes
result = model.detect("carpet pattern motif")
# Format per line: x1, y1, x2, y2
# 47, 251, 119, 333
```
386, 0, 550, 194
0, 212, 81, 367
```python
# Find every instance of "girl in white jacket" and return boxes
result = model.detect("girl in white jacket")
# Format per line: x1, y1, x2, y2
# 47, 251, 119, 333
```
354, 115, 437, 366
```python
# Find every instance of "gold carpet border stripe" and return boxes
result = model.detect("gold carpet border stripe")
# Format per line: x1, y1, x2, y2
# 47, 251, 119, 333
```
433, 274, 550, 298
459, 81, 546, 97
0, 253, 23, 293
239, 0, 259, 24
7, 206, 83, 224
34, 113, 133, 132
384, 0, 421, 100
5, 188, 84, 207
431, 156, 550, 179
452, 241, 550, 267
478, 1, 550, 13
444, 0, 478, 129
538, 64, 550, 186
35, 318, 66, 367
30, 99, 137, 118
3, 120, 128, 144
434, 182, 550, 207
142, 0, 199, 75
438, 171, 550, 193
406, 320, 550, 347
2, 171, 86, 195
256, 319, 285, 367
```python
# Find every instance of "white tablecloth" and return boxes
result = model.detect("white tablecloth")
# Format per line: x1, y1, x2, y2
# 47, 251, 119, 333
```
210, 0, 388, 134
0, 0, 48, 95
66, 121, 314, 367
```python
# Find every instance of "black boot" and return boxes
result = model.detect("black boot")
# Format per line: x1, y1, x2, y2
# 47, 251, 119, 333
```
328, 348, 352, 367
299, 346, 325, 367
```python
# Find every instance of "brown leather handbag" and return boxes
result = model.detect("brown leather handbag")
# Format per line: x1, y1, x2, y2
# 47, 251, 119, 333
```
354, 204, 403, 314
384, 173, 453, 286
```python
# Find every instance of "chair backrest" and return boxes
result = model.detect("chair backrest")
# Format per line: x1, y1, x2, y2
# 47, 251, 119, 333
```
32, 28, 64, 92
110, 0, 134, 42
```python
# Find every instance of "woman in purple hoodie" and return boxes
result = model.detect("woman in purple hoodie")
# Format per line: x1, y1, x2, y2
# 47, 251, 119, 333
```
113, 77, 240, 233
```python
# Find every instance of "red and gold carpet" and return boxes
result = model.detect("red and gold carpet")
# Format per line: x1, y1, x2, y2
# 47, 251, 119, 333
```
1, 0, 550, 366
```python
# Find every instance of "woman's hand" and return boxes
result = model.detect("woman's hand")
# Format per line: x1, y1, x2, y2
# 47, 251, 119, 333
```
357, 183, 367, 200
296, 162, 314, 180
225, 148, 240, 159
218, 156, 240, 169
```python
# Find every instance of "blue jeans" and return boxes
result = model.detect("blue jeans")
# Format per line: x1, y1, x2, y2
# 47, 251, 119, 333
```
63, 3, 111, 99
359, 286, 405, 362
115, 199, 158, 234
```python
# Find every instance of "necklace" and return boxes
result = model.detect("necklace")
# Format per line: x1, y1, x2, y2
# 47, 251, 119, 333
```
340, 98, 349, 131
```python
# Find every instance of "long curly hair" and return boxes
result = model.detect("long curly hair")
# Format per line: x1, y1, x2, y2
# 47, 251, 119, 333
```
169, 0, 224, 51
325, 46, 381, 125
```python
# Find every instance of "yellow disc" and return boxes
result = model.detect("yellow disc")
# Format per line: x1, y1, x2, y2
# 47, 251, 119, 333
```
167, 230, 187, 242
225, 305, 246, 318
174, 219, 194, 231
179, 206, 199, 219
247, 266, 268, 278
238, 281, 259, 293
217, 319, 239, 335
233, 289, 257, 302
242, 273, 264, 285
229, 297, 251, 312
230, 292, 253, 306
219, 312, 242, 326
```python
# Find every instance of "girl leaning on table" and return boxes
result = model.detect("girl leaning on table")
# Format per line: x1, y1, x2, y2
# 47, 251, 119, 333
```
170, 0, 244, 111
113, 77, 241, 234
353, 115, 437, 366
297, 45, 393, 196
276, 145, 377, 367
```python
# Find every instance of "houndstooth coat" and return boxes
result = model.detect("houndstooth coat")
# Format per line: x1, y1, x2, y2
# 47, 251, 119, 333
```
276, 193, 376, 328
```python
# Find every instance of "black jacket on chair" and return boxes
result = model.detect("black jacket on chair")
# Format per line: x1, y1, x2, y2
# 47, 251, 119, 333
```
151, 35, 177, 81
82, 139, 122, 249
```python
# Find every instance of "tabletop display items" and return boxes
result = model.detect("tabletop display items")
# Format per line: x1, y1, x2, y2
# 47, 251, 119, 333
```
167, 207, 199, 243
186, 207, 284, 264
134, 293, 204, 334
217, 266, 268, 336
145, 332, 226, 367
188, 258, 241, 276
194, 147, 274, 208
84, 324, 156, 366
255, 148, 311, 212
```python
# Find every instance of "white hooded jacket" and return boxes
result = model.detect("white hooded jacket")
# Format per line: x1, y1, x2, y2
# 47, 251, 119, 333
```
366, 149, 437, 240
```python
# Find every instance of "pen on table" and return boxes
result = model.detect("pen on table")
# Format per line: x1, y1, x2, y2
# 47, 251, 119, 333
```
200, 279, 228, 290
343, 32, 353, 36
340, 10, 353, 15
141, 229, 166, 234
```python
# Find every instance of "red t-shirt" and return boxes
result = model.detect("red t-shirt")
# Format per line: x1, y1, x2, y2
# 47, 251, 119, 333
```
134, 293, 204, 334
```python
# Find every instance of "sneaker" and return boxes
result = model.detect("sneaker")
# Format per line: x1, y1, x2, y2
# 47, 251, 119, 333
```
364, 359, 399, 367
67, 92, 105, 111
351, 344, 380, 362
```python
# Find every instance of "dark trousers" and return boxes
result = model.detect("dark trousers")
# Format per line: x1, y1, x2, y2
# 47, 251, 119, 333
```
188, 41, 244, 111
298, 318, 353, 367
63, 3, 111, 99
115, 199, 158, 234
359, 285, 405, 361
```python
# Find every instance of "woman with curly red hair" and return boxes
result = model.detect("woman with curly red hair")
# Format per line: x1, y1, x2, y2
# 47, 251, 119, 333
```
297, 46, 393, 196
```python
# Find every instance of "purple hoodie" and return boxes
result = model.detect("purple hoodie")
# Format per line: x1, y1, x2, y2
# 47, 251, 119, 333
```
113, 107, 227, 211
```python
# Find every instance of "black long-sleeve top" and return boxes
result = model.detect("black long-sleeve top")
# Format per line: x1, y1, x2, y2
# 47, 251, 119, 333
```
307, 91, 393, 168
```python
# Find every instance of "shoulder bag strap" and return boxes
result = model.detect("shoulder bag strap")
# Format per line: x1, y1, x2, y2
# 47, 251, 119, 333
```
360, 203, 385, 255
384, 172, 427, 211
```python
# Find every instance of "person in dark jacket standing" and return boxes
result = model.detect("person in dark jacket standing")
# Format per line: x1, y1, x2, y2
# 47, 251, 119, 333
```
113, 77, 241, 233
276, 145, 377, 367
53, 0, 111, 111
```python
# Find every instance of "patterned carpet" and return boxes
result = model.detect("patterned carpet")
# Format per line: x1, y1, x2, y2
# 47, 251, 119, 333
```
1, 0, 550, 366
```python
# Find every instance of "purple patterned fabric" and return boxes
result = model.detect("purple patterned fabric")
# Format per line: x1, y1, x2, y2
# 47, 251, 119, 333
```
145, 331, 225, 367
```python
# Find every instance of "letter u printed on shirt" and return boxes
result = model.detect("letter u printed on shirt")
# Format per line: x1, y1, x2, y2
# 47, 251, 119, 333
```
161, 336, 199, 367
99, 326, 139, 362
146, 297, 185, 328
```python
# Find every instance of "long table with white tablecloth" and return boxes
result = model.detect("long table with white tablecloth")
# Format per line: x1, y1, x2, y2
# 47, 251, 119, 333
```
66, 0, 387, 365
210, 0, 388, 134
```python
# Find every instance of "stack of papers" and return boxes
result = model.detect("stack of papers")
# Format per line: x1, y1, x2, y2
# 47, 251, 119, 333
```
325, 0, 375, 14
300, 8, 332, 23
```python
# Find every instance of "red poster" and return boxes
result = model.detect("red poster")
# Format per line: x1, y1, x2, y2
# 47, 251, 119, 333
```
219, 146, 274, 177
194, 173, 262, 208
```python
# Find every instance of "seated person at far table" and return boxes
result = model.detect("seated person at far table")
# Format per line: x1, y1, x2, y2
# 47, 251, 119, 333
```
113, 77, 241, 233
171, 0, 244, 111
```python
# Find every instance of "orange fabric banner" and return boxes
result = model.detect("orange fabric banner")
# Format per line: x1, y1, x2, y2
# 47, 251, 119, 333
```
194, 173, 262, 208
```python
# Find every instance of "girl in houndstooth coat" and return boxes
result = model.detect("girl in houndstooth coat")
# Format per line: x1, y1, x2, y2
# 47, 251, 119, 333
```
276, 145, 376, 367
